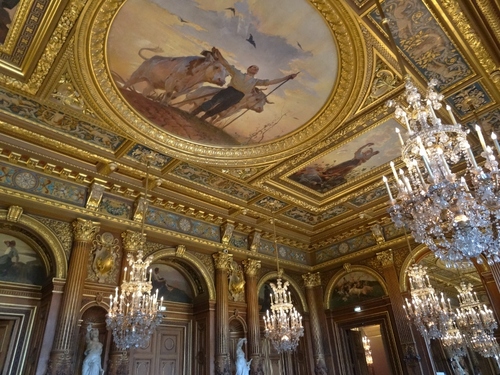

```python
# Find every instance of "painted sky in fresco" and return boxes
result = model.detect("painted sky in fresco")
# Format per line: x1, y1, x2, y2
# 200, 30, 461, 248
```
107, 0, 337, 144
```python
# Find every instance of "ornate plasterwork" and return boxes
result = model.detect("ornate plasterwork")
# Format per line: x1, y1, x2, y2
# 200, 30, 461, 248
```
302, 272, 321, 288
0, 0, 88, 94
72, 218, 100, 242
242, 258, 261, 277
89, 232, 119, 283
76, 0, 364, 165
440, 0, 500, 89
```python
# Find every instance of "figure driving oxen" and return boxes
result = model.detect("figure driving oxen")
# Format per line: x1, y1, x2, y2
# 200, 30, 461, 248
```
177, 86, 273, 124
122, 47, 228, 104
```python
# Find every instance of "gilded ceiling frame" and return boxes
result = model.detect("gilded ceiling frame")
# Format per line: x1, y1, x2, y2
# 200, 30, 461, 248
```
73, 0, 366, 166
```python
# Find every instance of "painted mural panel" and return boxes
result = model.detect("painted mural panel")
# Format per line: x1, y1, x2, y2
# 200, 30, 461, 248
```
330, 271, 385, 308
151, 263, 193, 303
0, 234, 45, 285
107, 0, 336, 146
289, 119, 403, 192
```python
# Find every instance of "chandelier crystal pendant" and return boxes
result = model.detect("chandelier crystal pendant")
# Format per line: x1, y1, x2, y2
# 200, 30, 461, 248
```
382, 78, 500, 266
106, 160, 163, 350
403, 264, 451, 342
263, 212, 304, 353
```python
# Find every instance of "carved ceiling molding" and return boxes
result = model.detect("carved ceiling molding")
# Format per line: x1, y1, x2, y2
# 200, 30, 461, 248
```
440, 0, 500, 90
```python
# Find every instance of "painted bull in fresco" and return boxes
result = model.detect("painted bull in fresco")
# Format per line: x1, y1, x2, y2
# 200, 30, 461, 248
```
179, 86, 272, 123
122, 47, 228, 104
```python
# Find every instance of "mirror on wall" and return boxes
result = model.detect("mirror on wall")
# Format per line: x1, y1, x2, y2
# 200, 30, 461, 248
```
345, 324, 393, 375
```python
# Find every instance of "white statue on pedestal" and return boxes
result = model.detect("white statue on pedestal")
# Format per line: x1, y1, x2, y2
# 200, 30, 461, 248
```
235, 338, 252, 375
82, 324, 104, 375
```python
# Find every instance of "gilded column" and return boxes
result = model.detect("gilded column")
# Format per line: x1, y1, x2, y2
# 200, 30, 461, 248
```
242, 258, 263, 375
376, 250, 432, 375
303, 272, 328, 375
107, 230, 145, 375
213, 251, 233, 375
47, 219, 100, 375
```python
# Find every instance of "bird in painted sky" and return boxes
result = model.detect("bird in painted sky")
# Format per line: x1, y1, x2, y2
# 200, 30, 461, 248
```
178, 16, 188, 23
246, 34, 256, 48
225, 7, 236, 16
297, 42, 303, 50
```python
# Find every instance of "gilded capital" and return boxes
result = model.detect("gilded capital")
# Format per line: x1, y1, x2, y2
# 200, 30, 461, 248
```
302, 272, 321, 288
72, 219, 100, 242
242, 258, 261, 276
213, 251, 233, 270
121, 230, 145, 252
7, 205, 23, 222
377, 249, 394, 267
175, 244, 186, 257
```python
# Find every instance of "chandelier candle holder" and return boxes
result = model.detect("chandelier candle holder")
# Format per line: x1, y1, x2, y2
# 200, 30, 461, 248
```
263, 211, 304, 353
106, 159, 163, 350
454, 282, 500, 360
382, 78, 500, 266
403, 264, 451, 343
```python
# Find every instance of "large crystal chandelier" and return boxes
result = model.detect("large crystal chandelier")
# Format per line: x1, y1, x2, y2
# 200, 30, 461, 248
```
403, 264, 451, 342
106, 160, 163, 350
440, 317, 467, 358
263, 210, 304, 353
455, 282, 500, 360
383, 78, 500, 266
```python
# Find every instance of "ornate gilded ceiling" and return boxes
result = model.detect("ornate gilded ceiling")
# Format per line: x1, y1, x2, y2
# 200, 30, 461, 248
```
0, 0, 499, 272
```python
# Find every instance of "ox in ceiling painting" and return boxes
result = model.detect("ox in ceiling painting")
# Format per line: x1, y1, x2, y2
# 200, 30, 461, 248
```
107, 0, 336, 146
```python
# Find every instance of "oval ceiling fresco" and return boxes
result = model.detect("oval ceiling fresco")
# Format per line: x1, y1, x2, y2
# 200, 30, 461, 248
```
107, 0, 337, 147
82, 0, 363, 164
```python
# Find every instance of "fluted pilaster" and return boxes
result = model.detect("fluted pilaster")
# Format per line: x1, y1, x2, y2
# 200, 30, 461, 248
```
303, 272, 328, 375
213, 251, 232, 375
243, 258, 263, 375
47, 219, 100, 375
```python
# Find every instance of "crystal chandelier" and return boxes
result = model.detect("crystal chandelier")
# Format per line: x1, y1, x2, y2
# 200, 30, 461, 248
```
263, 210, 304, 353
403, 264, 451, 342
106, 160, 163, 350
362, 336, 373, 365
441, 317, 467, 358
455, 282, 500, 359
382, 78, 500, 266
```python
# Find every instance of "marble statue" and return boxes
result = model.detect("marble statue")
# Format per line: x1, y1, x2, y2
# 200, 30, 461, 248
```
82, 324, 104, 375
235, 338, 252, 375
